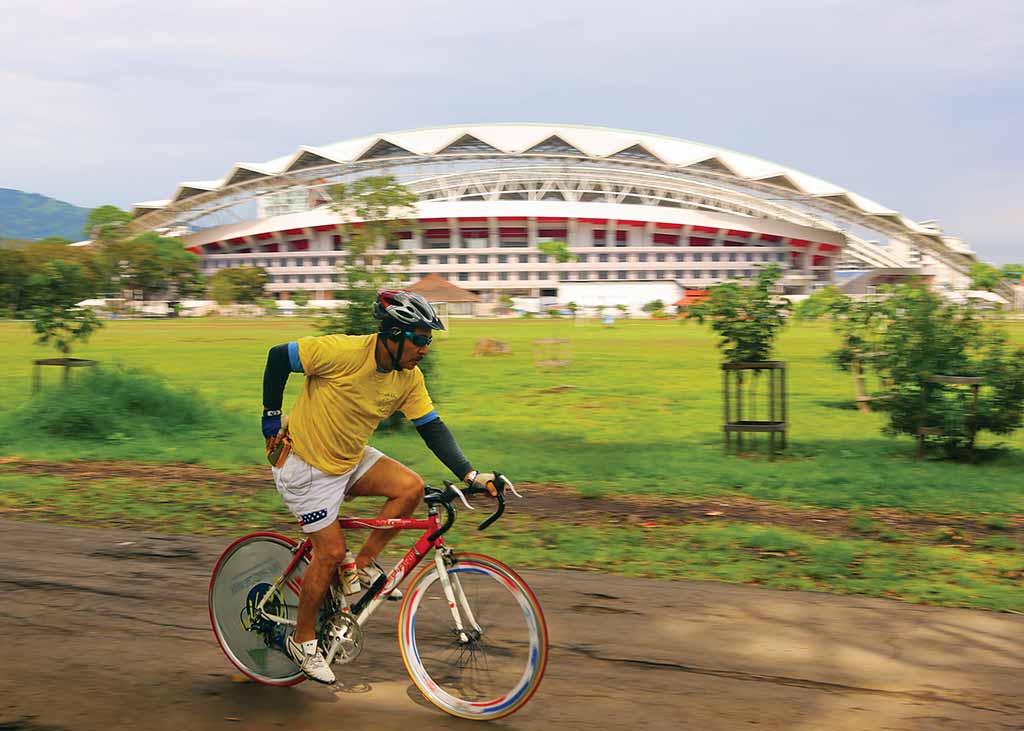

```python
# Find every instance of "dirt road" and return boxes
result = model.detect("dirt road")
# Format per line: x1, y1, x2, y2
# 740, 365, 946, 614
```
0, 519, 1020, 730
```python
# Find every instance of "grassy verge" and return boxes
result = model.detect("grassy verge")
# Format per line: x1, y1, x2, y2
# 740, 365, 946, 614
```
2, 470, 1019, 612
1, 318, 1022, 515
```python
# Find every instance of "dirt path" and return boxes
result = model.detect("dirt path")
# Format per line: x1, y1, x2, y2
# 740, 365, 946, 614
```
3, 458, 1021, 545
0, 519, 1021, 730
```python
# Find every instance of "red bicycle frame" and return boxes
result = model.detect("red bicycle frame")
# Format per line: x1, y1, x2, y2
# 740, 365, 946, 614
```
275, 514, 447, 616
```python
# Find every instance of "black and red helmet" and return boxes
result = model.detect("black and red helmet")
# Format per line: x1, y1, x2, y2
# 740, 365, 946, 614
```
373, 290, 445, 330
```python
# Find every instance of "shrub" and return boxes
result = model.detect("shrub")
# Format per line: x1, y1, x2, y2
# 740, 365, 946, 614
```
12, 365, 216, 440
862, 285, 1024, 456
687, 265, 788, 363
793, 286, 847, 321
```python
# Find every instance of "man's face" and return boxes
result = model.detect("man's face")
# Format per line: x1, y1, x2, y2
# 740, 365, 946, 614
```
396, 325, 432, 369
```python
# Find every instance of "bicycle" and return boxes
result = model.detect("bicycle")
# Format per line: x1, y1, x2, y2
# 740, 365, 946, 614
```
208, 477, 548, 721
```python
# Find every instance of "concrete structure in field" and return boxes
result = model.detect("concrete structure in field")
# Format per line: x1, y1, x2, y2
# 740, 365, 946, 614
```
127, 124, 987, 305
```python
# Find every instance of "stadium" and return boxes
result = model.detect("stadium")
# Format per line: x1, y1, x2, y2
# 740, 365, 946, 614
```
127, 124, 983, 313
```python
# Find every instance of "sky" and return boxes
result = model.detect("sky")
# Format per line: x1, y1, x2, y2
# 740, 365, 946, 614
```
1, 0, 1021, 263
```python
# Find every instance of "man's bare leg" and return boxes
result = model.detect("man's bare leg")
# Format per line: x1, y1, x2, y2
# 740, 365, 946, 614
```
294, 521, 346, 643
347, 456, 423, 570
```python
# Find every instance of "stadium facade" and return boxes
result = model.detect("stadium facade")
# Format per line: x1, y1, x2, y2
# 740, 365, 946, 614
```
128, 124, 981, 309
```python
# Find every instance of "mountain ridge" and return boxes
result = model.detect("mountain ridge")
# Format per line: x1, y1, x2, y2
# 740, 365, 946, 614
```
0, 188, 91, 241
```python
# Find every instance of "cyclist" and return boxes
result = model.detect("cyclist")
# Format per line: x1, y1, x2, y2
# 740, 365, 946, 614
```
261, 289, 505, 684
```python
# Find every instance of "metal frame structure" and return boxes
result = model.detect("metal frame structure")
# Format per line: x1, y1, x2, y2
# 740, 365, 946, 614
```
127, 124, 979, 279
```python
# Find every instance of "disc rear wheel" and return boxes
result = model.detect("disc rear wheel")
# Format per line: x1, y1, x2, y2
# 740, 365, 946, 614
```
208, 533, 308, 685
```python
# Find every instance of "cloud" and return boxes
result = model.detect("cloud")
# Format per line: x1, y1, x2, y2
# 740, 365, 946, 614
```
1, 0, 1021, 263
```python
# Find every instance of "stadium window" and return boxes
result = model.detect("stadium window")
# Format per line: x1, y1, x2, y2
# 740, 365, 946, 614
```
438, 255, 448, 264
761, 253, 770, 261
598, 253, 609, 263
577, 254, 588, 263
638, 253, 648, 262
539, 272, 548, 280
656, 253, 666, 262
598, 271, 609, 280
417, 256, 428, 265
710, 270, 720, 278
518, 255, 528, 264
477, 255, 489, 264
711, 253, 721, 262
479, 272, 489, 281
457, 255, 467, 264
694, 270, 702, 279
537, 254, 548, 263
656, 270, 665, 279
458, 272, 468, 281
617, 254, 627, 262
298, 275, 306, 283
746, 253, 754, 262
499, 272, 509, 280
616, 271, 627, 280
776, 253, 786, 262
498, 255, 508, 263
728, 270, 736, 278
728, 253, 737, 262
693, 253, 703, 262
518, 272, 528, 280
615, 231, 627, 245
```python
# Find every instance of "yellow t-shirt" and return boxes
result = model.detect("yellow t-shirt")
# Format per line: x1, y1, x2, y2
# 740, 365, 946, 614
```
287, 334, 434, 475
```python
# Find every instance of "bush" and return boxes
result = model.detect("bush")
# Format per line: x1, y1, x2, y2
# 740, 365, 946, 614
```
866, 285, 1024, 456
13, 365, 216, 440
687, 265, 788, 363
794, 286, 847, 321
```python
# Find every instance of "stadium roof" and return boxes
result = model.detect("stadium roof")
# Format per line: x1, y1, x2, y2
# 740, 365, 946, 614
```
133, 123, 945, 239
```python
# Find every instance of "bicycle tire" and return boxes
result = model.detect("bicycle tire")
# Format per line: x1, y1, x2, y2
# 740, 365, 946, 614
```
398, 552, 548, 720
208, 532, 308, 686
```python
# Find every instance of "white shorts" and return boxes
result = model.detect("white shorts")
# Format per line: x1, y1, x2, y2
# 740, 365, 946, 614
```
271, 447, 385, 533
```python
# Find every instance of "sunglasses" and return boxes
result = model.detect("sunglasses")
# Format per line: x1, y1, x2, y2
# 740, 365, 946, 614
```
404, 331, 433, 347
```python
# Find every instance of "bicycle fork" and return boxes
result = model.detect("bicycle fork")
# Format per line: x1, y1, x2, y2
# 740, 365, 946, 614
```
435, 547, 483, 644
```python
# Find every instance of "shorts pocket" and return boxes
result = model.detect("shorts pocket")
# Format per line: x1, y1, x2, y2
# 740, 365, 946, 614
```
278, 455, 314, 496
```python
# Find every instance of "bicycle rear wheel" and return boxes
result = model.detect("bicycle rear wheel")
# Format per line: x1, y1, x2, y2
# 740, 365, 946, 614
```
208, 532, 308, 685
398, 552, 548, 720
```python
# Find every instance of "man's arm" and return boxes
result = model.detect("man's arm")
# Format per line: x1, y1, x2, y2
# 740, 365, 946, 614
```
262, 342, 303, 437
414, 413, 503, 497
414, 412, 473, 480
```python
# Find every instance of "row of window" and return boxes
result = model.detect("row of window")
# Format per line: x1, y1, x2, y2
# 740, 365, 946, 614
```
267, 270, 763, 286
206, 251, 791, 271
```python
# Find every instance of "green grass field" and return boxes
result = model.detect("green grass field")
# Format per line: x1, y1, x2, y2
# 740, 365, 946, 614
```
0, 316, 1021, 610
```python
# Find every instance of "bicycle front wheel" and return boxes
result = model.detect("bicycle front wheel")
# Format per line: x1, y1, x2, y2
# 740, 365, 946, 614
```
398, 552, 548, 721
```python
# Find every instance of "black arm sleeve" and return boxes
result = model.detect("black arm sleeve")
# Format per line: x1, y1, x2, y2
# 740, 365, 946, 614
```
262, 344, 292, 411
416, 418, 473, 480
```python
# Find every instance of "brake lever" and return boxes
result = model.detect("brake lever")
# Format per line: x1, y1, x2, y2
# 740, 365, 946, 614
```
444, 480, 476, 511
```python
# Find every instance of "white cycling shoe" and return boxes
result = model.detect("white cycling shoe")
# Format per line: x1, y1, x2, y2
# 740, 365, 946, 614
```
358, 560, 402, 601
286, 636, 336, 684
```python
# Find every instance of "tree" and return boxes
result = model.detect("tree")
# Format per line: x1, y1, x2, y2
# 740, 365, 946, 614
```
1001, 264, 1024, 282
29, 260, 103, 359
102, 231, 204, 301
316, 175, 418, 336
969, 262, 1002, 291
829, 294, 889, 412
207, 266, 269, 305
84, 205, 132, 241
1, 237, 105, 316
870, 285, 1024, 456
793, 285, 847, 321
687, 265, 788, 363
291, 290, 310, 307
641, 299, 666, 318
537, 240, 577, 263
